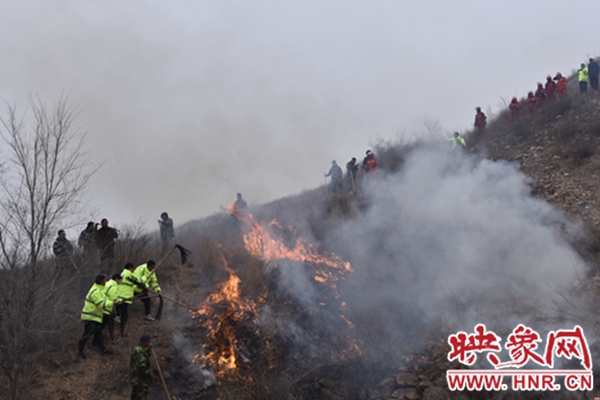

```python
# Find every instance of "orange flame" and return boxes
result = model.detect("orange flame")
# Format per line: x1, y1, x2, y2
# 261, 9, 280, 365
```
192, 256, 258, 377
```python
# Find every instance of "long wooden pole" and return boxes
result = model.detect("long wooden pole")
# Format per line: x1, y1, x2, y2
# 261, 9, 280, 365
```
151, 346, 171, 400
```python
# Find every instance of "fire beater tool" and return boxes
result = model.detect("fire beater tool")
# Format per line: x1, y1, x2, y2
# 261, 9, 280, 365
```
151, 346, 171, 400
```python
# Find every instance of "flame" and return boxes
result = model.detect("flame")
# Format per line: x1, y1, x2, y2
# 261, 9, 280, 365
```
230, 205, 352, 283
192, 256, 258, 377
194, 206, 361, 378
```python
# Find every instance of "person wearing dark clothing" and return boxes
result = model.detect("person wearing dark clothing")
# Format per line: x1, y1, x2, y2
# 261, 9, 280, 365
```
53, 230, 75, 277
130, 333, 155, 400
324, 160, 343, 193
346, 157, 358, 192
588, 58, 599, 90
78, 222, 98, 262
158, 212, 174, 255
96, 218, 118, 272
233, 193, 248, 213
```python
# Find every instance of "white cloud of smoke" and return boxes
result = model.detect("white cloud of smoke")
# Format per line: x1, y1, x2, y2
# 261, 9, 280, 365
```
322, 144, 590, 353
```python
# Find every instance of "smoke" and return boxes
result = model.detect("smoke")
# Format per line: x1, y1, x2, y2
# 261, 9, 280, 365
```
322, 143, 590, 354
171, 331, 217, 389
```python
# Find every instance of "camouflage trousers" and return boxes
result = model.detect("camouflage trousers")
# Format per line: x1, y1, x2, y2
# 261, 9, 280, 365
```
131, 384, 149, 400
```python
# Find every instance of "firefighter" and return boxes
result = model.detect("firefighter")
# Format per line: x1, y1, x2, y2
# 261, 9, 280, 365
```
526, 91, 536, 114
589, 58, 599, 90
130, 333, 155, 400
78, 274, 119, 358
544, 75, 556, 103
362, 150, 380, 185
535, 83, 545, 108
52, 229, 75, 278
578, 63, 589, 93
324, 160, 343, 193
103, 273, 121, 343
447, 132, 466, 148
508, 97, 521, 121
474, 107, 487, 133
133, 261, 162, 321
118, 263, 139, 337
554, 72, 568, 99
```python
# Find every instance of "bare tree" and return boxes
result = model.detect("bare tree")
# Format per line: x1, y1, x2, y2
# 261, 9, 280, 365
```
0, 97, 97, 400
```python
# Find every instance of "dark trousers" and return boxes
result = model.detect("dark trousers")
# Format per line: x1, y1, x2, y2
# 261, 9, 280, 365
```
117, 303, 129, 336
102, 314, 115, 342
140, 289, 151, 315
579, 81, 588, 93
78, 320, 104, 353
590, 76, 599, 90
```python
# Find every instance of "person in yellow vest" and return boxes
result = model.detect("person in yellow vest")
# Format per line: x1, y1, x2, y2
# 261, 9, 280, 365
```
447, 132, 466, 149
133, 260, 162, 321
578, 63, 589, 93
118, 263, 139, 338
103, 273, 121, 343
78, 275, 119, 358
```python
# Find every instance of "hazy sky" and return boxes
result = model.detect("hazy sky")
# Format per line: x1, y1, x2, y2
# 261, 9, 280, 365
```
0, 1, 597, 233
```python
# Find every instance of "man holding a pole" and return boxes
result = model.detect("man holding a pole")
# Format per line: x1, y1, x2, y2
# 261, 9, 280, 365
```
130, 333, 154, 400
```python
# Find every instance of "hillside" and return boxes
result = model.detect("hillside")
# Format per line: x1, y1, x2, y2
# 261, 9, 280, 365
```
6, 78, 600, 400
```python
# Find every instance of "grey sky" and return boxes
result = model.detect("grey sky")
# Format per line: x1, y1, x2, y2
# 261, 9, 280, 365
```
0, 1, 597, 233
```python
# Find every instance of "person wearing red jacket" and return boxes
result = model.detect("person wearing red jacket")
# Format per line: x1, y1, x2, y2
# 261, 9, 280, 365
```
535, 83, 545, 108
544, 75, 556, 103
554, 72, 568, 99
508, 97, 521, 121
362, 150, 379, 185
474, 107, 487, 133
526, 91, 536, 114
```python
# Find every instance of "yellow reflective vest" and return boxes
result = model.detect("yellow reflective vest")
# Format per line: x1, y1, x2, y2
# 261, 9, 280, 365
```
578, 66, 589, 82
133, 263, 161, 293
81, 283, 113, 323
119, 269, 139, 304
104, 279, 120, 315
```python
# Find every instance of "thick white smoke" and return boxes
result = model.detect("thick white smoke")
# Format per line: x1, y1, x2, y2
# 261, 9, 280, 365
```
326, 144, 589, 352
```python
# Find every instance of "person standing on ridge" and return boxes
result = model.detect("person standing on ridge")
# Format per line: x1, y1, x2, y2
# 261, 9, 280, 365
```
544, 75, 556, 103
158, 212, 174, 255
53, 229, 75, 277
578, 63, 589, 93
78, 222, 97, 262
130, 333, 155, 400
474, 107, 487, 133
508, 97, 521, 121
362, 150, 380, 185
535, 83, 546, 108
526, 91, 536, 114
346, 157, 358, 193
589, 58, 599, 90
96, 219, 118, 272
324, 160, 343, 193
554, 72, 568, 99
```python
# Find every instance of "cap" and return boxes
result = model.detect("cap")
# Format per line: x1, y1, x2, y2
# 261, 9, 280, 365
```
140, 333, 152, 342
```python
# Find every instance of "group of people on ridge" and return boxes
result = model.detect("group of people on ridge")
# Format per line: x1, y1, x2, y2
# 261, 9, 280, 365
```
325, 150, 379, 193
506, 59, 599, 121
